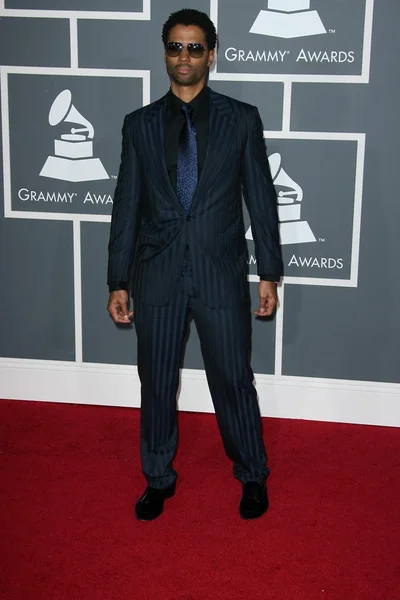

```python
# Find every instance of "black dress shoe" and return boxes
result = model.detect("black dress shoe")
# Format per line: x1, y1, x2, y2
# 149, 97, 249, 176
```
239, 482, 269, 520
135, 481, 176, 521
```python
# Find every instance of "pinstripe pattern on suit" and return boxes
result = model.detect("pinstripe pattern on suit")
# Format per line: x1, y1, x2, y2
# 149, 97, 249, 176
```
107, 87, 283, 488
135, 254, 269, 488
107, 88, 283, 308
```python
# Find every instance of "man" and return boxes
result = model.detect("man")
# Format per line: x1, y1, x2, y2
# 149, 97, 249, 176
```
107, 9, 283, 521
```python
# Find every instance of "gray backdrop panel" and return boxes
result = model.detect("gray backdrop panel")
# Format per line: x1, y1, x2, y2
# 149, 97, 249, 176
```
1, 0, 400, 387
0, 18, 70, 67
0, 80, 75, 361
209, 81, 283, 132
5, 0, 143, 9
282, 283, 400, 383
81, 222, 137, 365
280, 1, 400, 383
7, 74, 143, 217
77, 0, 210, 100
243, 139, 357, 282
0, 217, 75, 361
216, 0, 366, 76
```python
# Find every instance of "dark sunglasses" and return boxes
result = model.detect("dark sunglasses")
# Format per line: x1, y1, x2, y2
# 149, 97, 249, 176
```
166, 42, 206, 59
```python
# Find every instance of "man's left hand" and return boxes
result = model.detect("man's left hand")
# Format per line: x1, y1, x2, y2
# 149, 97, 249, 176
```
254, 281, 278, 318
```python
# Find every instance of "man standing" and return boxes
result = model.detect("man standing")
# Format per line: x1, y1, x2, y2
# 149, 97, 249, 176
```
107, 9, 283, 521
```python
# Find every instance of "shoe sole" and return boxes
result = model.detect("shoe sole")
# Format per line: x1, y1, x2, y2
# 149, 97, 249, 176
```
239, 512, 267, 520
239, 504, 269, 520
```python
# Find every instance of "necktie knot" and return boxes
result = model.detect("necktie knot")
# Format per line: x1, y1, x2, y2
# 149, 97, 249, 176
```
182, 104, 193, 122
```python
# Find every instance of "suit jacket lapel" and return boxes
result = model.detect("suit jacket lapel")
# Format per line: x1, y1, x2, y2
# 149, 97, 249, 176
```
142, 95, 185, 213
140, 89, 237, 214
190, 89, 237, 212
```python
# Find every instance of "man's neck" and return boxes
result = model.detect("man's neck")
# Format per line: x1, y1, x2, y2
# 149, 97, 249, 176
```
170, 80, 207, 103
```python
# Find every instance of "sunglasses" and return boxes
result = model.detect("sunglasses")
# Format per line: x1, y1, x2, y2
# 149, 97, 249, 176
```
166, 42, 206, 59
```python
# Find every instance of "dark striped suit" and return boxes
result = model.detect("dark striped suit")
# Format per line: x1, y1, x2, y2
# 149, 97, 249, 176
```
108, 87, 283, 488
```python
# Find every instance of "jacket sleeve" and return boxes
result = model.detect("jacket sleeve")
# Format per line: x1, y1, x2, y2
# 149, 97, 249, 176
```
107, 114, 142, 290
242, 106, 283, 280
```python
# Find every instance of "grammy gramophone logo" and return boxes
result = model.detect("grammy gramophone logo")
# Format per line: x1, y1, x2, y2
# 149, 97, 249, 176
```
40, 89, 109, 182
250, 0, 327, 39
246, 153, 316, 245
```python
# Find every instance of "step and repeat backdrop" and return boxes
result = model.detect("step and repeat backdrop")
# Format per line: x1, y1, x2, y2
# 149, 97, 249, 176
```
1, 0, 399, 425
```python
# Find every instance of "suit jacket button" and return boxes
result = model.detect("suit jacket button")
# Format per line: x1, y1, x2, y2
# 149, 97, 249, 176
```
186, 216, 192, 221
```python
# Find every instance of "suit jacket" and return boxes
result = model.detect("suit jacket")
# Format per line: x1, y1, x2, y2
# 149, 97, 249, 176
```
107, 87, 283, 309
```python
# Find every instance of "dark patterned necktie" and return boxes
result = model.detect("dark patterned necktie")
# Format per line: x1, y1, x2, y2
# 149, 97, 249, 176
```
177, 105, 198, 212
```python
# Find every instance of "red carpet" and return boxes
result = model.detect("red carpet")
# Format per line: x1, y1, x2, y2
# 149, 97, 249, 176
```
1, 399, 399, 600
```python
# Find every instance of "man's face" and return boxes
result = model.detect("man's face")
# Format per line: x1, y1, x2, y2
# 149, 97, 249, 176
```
165, 24, 215, 87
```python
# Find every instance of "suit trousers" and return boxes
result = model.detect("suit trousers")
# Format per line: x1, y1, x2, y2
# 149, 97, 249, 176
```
134, 251, 270, 489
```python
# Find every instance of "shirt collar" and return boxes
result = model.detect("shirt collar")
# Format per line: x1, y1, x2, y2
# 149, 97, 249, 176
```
167, 85, 209, 119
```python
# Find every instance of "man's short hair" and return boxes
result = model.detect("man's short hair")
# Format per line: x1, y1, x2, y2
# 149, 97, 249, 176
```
162, 9, 217, 50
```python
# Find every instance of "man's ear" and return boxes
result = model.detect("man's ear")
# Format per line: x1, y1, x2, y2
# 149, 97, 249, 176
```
207, 49, 215, 68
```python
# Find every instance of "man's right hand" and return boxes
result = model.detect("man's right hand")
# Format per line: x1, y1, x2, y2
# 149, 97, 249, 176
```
107, 290, 134, 324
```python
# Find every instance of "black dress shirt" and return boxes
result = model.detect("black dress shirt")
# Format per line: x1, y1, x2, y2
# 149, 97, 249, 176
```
164, 85, 209, 192
109, 86, 277, 291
